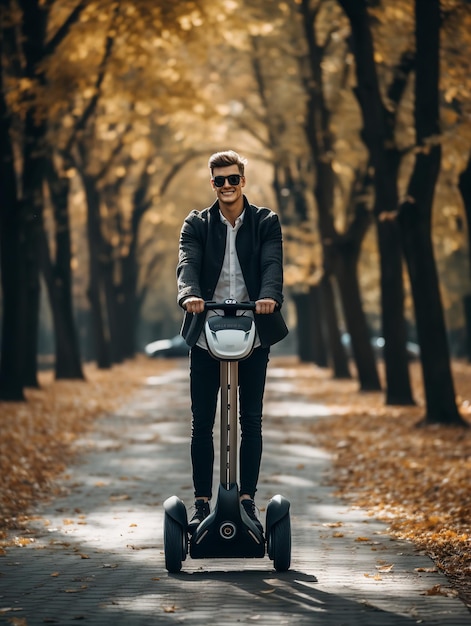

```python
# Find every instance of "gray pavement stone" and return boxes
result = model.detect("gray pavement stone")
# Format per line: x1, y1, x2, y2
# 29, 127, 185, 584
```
1, 359, 470, 625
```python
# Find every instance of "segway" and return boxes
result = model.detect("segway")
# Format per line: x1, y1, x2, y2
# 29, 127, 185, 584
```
163, 300, 291, 573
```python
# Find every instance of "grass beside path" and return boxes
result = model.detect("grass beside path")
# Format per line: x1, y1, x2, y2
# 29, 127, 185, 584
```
0, 355, 470, 610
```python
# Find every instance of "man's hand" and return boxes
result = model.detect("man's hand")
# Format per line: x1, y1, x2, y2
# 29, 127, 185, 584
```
255, 298, 277, 314
183, 296, 205, 314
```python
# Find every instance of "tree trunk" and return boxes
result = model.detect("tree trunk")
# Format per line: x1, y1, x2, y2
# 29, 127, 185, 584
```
334, 201, 381, 391
82, 174, 112, 369
308, 285, 328, 367
338, 0, 414, 405
300, 0, 379, 390
400, 173, 462, 424
320, 275, 351, 379
377, 220, 414, 403
375, 152, 415, 404
336, 258, 381, 390
119, 248, 139, 359
42, 156, 84, 379
16, 0, 51, 389
292, 287, 328, 366
101, 244, 123, 364
18, 112, 43, 389
458, 151, 471, 361
398, 0, 465, 426
0, 35, 25, 401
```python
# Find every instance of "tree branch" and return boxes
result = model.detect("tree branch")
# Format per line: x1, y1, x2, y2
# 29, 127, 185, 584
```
43, 0, 88, 58
64, 2, 120, 155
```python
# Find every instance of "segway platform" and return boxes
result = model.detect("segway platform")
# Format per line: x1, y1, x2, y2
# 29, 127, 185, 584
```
190, 483, 265, 559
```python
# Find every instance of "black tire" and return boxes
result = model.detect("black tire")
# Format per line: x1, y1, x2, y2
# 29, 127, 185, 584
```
164, 513, 186, 573
269, 514, 291, 572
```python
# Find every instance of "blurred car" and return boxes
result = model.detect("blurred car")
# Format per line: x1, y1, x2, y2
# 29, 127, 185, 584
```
144, 335, 189, 358
341, 333, 420, 360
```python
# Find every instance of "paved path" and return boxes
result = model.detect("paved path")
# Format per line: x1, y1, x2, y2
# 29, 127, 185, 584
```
1, 359, 470, 625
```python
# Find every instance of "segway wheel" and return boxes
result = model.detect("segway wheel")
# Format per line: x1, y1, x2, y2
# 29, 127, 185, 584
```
269, 514, 291, 572
164, 512, 186, 573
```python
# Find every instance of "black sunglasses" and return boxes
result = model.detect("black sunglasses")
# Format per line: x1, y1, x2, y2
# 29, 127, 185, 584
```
212, 174, 242, 187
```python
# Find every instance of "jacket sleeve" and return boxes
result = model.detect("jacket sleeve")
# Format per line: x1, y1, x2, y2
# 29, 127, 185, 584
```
258, 212, 284, 305
176, 211, 204, 307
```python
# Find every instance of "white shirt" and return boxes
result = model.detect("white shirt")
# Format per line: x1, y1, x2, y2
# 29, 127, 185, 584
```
196, 209, 260, 350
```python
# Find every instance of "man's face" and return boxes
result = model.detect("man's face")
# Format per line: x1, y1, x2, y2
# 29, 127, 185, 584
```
210, 165, 245, 205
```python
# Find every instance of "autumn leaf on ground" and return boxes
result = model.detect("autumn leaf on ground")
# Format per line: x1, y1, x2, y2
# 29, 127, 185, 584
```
63, 586, 88, 593
415, 567, 438, 573
421, 584, 458, 597
13, 537, 34, 547
375, 564, 394, 572
6, 618, 27, 626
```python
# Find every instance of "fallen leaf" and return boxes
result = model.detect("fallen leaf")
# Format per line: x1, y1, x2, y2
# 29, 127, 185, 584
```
415, 567, 437, 573
63, 586, 88, 593
13, 537, 34, 547
375, 564, 394, 572
421, 584, 458, 597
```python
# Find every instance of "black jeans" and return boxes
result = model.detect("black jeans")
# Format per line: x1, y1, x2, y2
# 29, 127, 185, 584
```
189, 345, 270, 500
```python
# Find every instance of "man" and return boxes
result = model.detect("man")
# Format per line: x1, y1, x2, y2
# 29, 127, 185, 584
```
176, 150, 288, 535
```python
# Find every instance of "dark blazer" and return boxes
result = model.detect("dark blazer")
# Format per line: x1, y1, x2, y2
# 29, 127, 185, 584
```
177, 197, 288, 348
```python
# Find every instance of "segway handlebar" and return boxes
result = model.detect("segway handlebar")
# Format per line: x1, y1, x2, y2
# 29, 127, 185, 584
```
204, 299, 280, 314
204, 299, 256, 313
